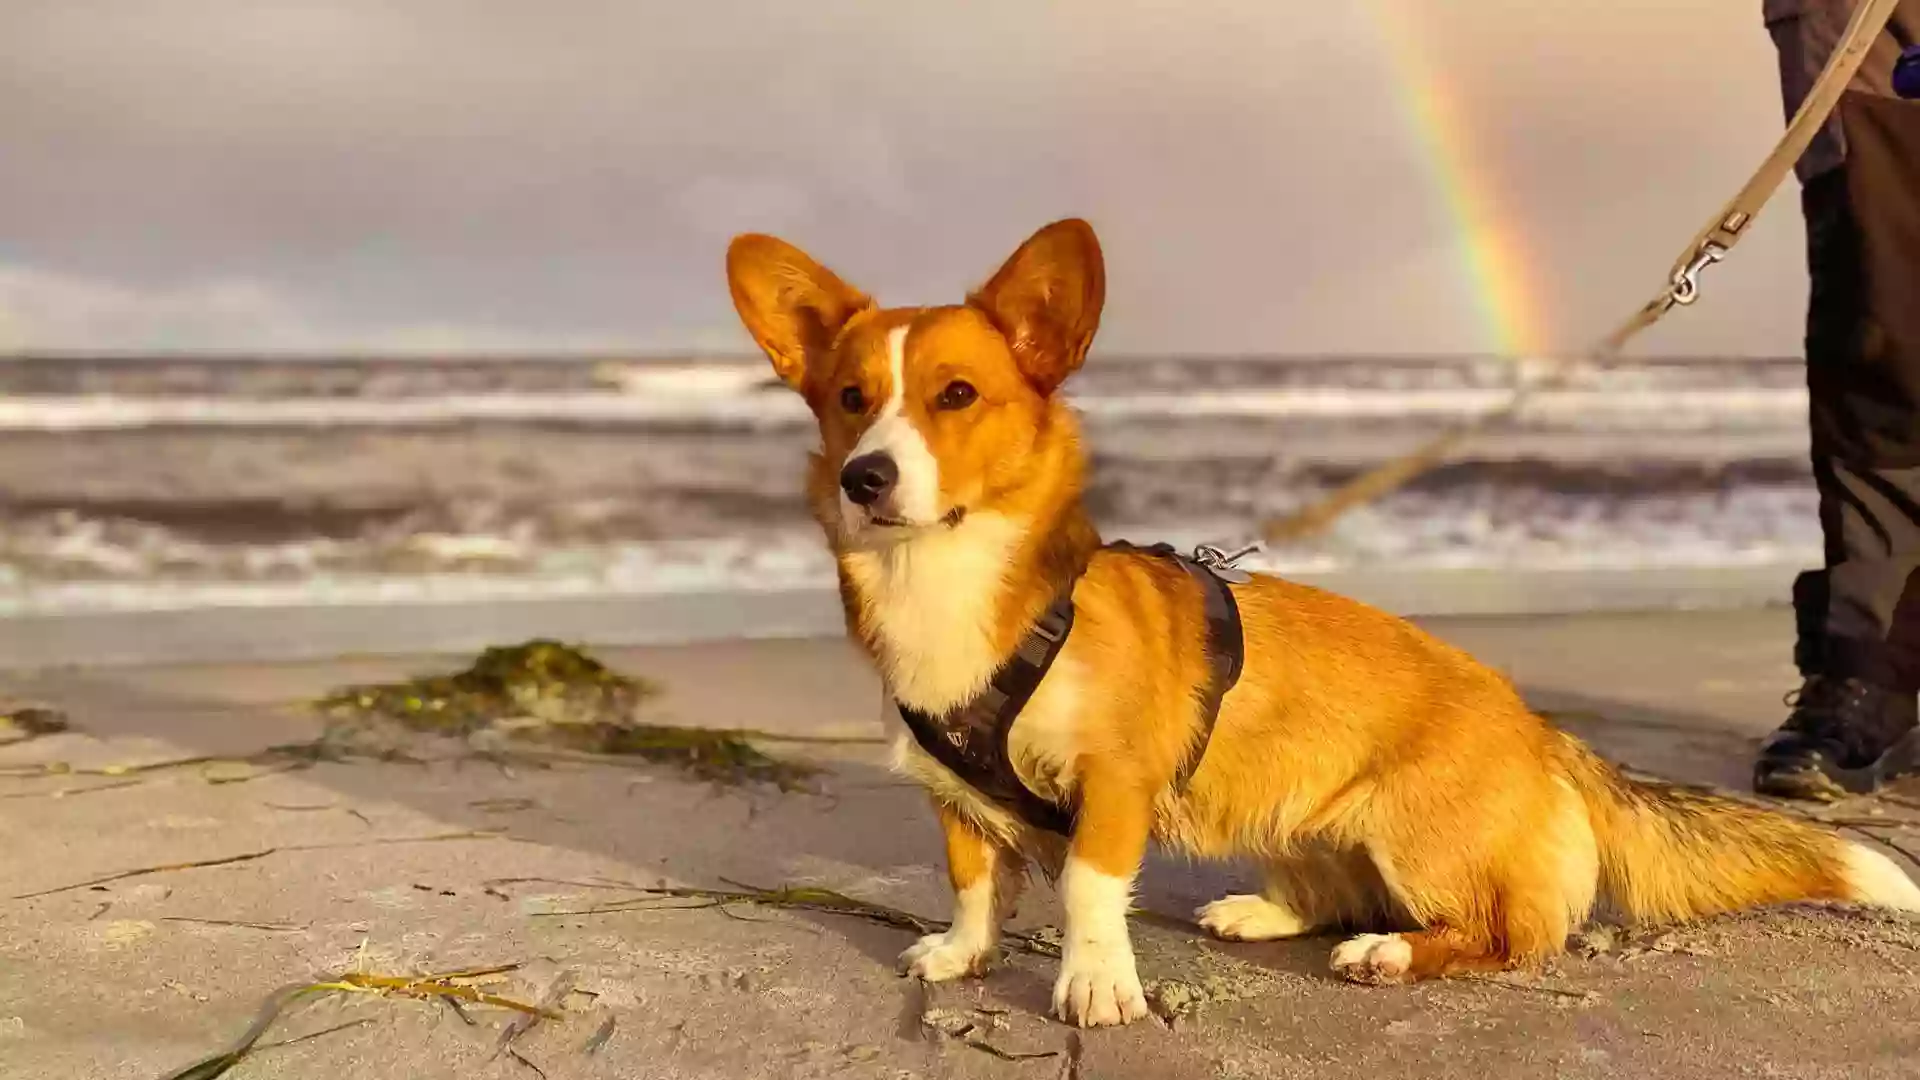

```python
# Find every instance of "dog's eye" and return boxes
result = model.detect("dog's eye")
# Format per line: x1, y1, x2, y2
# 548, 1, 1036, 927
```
839, 385, 865, 413
936, 380, 978, 411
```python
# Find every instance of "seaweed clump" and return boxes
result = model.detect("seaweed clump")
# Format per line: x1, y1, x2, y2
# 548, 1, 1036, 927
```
313, 640, 817, 789
0, 705, 70, 745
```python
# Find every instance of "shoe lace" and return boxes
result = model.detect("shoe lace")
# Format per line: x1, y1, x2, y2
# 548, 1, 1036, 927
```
1781, 675, 1912, 763
1781, 675, 1871, 715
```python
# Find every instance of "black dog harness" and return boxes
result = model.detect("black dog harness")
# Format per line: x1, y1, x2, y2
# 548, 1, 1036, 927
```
895, 541, 1250, 836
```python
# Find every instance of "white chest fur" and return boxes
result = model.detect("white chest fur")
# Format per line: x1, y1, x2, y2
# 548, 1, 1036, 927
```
844, 512, 1085, 850
842, 511, 1025, 714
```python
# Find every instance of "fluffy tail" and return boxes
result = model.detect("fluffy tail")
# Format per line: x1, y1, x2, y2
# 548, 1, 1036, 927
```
1555, 734, 1920, 922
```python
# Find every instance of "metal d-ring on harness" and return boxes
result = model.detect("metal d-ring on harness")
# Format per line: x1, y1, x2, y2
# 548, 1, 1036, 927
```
894, 540, 1254, 837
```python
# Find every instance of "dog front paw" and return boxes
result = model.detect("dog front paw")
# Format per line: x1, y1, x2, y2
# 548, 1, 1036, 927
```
1330, 933, 1413, 985
1051, 942, 1150, 1027
899, 931, 995, 982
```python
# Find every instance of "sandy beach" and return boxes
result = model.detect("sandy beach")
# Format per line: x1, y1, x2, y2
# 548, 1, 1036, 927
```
3, 607, 1917, 1079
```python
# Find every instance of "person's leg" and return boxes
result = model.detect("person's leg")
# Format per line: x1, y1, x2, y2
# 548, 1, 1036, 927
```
1757, 92, 1920, 800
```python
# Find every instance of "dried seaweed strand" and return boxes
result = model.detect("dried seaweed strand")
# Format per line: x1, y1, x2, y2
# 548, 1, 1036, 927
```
318, 972, 563, 1019
158, 981, 339, 1080
485, 875, 644, 892
252, 1018, 378, 1054
162, 916, 310, 933
0, 754, 226, 779
161, 965, 552, 1080
1465, 975, 1598, 1001
0, 778, 145, 799
581, 1015, 618, 1055
12, 830, 505, 900
504, 1047, 550, 1079
953, 1024, 1060, 1062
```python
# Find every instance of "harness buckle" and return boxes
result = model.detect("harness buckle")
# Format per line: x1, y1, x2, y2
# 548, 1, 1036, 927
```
1030, 618, 1067, 644
1192, 541, 1262, 584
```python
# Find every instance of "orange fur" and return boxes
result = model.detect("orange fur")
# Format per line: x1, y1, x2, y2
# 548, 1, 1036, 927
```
725, 219, 1920, 1026
937, 796, 999, 895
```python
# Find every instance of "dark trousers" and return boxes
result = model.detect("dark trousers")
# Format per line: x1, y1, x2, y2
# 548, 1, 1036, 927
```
1792, 91, 1920, 693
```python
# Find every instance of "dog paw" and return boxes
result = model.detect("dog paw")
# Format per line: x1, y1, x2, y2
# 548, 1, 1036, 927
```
1196, 894, 1311, 941
898, 932, 994, 982
1052, 942, 1151, 1027
1330, 933, 1413, 985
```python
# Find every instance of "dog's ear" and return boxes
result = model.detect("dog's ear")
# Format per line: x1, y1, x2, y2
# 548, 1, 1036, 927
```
727, 234, 873, 393
969, 218, 1105, 396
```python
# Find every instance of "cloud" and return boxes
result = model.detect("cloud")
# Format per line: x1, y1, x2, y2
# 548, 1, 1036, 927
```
0, 264, 635, 354
0, 266, 320, 353
0, 1, 1813, 357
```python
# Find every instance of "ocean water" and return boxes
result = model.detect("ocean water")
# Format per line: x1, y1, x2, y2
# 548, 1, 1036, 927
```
0, 354, 1819, 615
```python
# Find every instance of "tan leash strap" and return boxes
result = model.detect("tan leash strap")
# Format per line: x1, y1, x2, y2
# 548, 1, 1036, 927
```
1678, 0, 1904, 274
1263, 0, 1903, 544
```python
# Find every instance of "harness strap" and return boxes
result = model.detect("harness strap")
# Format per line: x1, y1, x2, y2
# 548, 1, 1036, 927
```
896, 591, 1077, 836
1106, 541, 1245, 792
896, 541, 1246, 836
1181, 554, 1245, 791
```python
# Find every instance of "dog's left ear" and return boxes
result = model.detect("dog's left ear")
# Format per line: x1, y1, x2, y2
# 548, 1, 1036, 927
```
969, 218, 1105, 396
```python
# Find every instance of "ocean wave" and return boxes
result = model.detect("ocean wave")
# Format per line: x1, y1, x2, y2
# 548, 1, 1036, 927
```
0, 384, 1811, 433
0, 354, 1826, 615
0, 482, 1820, 601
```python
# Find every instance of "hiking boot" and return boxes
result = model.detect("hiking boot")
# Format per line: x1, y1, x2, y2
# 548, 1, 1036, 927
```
1753, 675, 1920, 801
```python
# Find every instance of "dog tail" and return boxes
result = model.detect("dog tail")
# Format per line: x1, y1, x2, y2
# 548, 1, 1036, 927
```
1555, 732, 1920, 922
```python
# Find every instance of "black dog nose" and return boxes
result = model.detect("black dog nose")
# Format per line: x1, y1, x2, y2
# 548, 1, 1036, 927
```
840, 452, 899, 506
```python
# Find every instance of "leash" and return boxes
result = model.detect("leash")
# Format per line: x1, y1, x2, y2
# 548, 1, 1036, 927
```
1261, 0, 1905, 544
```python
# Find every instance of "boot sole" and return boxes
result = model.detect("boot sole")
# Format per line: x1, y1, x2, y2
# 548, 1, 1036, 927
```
1754, 727, 1920, 802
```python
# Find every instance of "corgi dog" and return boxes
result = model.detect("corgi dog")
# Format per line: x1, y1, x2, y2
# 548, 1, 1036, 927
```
724, 218, 1920, 1028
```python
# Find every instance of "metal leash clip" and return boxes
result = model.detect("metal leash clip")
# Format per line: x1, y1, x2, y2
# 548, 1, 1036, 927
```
1667, 240, 1727, 308
1191, 541, 1262, 584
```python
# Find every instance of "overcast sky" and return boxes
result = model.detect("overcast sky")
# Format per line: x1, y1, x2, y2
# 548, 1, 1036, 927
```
0, 1, 1811, 358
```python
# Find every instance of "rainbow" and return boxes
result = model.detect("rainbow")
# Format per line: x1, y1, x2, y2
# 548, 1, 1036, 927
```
1363, 0, 1547, 359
